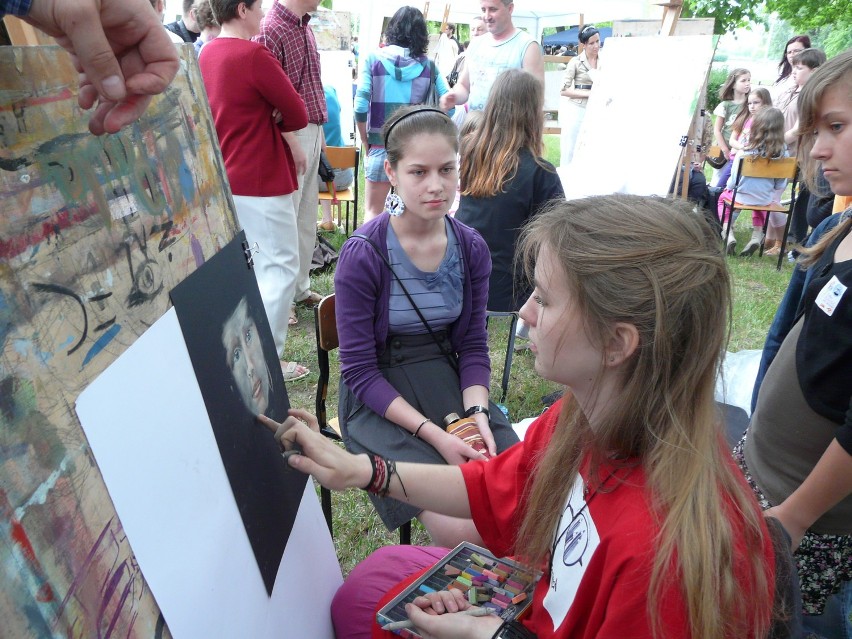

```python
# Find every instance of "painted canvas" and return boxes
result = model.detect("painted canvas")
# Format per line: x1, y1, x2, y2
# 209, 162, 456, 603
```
170, 234, 306, 595
0, 45, 237, 637
560, 35, 717, 199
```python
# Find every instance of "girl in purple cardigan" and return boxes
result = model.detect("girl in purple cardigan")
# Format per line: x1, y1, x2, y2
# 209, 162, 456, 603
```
334, 107, 518, 546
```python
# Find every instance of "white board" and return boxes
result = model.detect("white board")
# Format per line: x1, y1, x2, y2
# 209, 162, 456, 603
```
560, 35, 717, 199
76, 309, 342, 638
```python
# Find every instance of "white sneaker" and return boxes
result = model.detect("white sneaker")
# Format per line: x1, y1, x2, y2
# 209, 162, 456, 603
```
726, 234, 737, 256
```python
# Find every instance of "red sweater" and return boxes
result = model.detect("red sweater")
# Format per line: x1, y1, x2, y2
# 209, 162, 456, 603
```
199, 37, 307, 197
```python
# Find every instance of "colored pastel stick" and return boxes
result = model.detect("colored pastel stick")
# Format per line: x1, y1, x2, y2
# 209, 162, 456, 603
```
512, 592, 528, 604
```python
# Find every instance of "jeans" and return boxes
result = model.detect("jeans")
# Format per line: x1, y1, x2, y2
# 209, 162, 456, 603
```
803, 580, 852, 639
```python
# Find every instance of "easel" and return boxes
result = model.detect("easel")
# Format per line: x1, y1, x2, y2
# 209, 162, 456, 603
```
662, 0, 714, 200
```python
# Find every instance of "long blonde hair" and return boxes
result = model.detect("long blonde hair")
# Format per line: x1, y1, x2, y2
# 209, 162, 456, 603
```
459, 68, 549, 197
515, 195, 771, 638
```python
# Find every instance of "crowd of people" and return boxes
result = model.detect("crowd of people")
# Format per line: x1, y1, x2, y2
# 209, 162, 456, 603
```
6, 0, 852, 636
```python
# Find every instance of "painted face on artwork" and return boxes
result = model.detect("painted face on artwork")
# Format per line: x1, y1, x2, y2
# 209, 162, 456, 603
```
734, 73, 751, 96
748, 94, 765, 114
479, 0, 513, 37
786, 42, 806, 67
222, 298, 271, 415
811, 84, 852, 196
384, 133, 458, 222
793, 63, 814, 88
519, 245, 604, 391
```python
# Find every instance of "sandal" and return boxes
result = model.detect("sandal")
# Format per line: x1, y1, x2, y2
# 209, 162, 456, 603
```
288, 306, 298, 326
295, 291, 323, 308
281, 361, 310, 382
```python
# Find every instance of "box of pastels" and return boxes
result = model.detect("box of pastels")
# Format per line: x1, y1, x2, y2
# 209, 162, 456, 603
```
376, 541, 540, 638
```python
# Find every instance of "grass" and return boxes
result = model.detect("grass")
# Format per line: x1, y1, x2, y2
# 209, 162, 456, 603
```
283, 135, 794, 575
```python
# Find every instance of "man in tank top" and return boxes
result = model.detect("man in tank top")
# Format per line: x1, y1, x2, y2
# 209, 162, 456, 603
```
439, 0, 543, 113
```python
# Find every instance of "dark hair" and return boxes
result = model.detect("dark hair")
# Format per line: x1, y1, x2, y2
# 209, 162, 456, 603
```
776, 35, 811, 83
382, 106, 458, 168
385, 6, 429, 58
579, 25, 599, 44
210, 0, 258, 24
792, 48, 827, 71
183, 0, 195, 14
194, 0, 218, 30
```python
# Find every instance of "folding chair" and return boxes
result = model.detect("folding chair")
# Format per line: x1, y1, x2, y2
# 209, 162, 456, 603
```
720, 156, 799, 270
318, 146, 360, 235
314, 294, 411, 544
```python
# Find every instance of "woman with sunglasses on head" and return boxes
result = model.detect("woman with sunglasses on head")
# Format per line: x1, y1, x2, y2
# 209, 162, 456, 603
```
557, 25, 601, 169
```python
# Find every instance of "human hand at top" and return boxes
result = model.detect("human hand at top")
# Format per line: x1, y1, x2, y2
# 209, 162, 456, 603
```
24, 0, 180, 135
404, 590, 502, 639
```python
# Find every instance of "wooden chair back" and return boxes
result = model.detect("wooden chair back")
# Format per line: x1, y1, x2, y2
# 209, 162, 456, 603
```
739, 156, 797, 180
324, 146, 357, 171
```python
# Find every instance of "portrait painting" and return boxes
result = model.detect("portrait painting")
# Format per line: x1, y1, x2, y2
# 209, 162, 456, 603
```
170, 233, 306, 595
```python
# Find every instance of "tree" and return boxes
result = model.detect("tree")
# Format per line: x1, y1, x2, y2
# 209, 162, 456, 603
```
685, 0, 852, 41
682, 0, 766, 35
769, 0, 851, 33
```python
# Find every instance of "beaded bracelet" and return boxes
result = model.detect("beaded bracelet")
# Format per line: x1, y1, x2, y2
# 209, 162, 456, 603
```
363, 455, 408, 498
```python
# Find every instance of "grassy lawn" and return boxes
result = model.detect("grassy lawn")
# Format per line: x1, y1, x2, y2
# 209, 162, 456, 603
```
284, 135, 795, 575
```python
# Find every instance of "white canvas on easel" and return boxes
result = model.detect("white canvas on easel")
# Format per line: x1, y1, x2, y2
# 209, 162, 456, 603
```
560, 35, 717, 199
76, 309, 342, 638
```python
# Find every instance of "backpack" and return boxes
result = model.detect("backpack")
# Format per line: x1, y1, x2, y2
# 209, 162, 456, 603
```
310, 234, 338, 273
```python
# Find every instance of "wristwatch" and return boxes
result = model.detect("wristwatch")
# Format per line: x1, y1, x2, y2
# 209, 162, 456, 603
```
492, 620, 537, 639
464, 405, 490, 419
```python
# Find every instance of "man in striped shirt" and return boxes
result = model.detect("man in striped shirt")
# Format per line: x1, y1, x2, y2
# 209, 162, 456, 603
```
254, 0, 328, 312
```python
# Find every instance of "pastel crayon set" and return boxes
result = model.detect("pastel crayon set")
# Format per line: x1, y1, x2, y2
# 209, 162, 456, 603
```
376, 542, 540, 638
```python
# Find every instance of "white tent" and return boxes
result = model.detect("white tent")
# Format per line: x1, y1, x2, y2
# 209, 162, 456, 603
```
332, 0, 661, 54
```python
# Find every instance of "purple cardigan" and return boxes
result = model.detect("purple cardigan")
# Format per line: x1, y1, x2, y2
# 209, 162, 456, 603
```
334, 214, 493, 418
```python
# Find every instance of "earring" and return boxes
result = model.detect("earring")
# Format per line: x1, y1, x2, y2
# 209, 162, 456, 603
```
384, 189, 405, 217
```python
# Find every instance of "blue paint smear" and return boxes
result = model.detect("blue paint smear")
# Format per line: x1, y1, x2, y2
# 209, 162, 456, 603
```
179, 160, 194, 202
81, 324, 121, 369
58, 335, 75, 349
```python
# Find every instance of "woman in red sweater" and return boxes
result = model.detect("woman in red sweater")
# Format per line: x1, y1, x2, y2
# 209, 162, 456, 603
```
199, 0, 308, 380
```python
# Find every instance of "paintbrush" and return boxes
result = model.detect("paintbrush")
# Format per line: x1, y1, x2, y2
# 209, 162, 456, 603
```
380, 606, 491, 631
